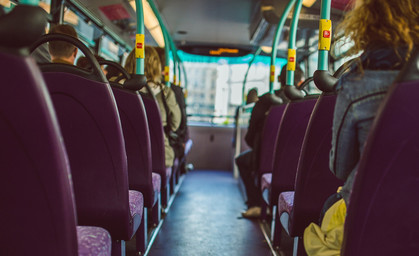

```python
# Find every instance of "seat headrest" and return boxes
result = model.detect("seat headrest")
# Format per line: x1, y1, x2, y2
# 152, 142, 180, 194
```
313, 70, 338, 93
284, 85, 305, 100
123, 74, 147, 91
0, 5, 46, 50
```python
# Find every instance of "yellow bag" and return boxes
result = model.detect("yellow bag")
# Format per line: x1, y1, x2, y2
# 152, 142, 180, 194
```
303, 198, 346, 256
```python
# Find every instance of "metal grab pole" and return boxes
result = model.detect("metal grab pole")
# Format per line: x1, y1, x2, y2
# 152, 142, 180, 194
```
318, 0, 332, 71
269, 0, 297, 93
20, 0, 39, 5
286, 0, 303, 86
147, 0, 172, 86
242, 47, 262, 105
135, 0, 145, 75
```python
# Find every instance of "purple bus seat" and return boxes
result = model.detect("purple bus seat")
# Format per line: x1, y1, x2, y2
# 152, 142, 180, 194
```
269, 96, 318, 207
258, 104, 287, 206
185, 139, 193, 156
342, 49, 419, 256
0, 7, 111, 254
77, 226, 112, 256
258, 104, 287, 176
278, 192, 295, 218
140, 93, 172, 207
30, 34, 144, 255
261, 173, 272, 195
276, 93, 343, 253
110, 84, 161, 251
111, 86, 161, 208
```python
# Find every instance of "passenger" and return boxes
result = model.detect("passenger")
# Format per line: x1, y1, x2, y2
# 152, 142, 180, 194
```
76, 55, 108, 75
48, 24, 78, 65
275, 65, 305, 103
304, 0, 418, 254
236, 65, 305, 218
246, 88, 259, 104
124, 46, 181, 168
154, 47, 189, 169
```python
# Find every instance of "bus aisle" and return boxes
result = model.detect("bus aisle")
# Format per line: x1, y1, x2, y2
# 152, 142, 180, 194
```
145, 170, 273, 256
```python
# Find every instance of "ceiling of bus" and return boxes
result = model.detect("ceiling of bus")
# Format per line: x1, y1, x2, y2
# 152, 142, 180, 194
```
155, 0, 258, 48
74, 0, 348, 55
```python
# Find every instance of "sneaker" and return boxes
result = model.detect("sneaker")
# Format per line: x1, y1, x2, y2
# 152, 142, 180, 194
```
241, 206, 261, 218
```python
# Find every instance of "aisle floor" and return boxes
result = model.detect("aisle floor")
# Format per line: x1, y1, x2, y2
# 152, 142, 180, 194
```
147, 170, 273, 256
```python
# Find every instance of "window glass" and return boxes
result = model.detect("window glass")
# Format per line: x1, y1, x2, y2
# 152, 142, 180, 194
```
178, 51, 286, 125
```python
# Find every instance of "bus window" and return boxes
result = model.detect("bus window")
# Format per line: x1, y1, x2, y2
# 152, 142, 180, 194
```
180, 51, 286, 125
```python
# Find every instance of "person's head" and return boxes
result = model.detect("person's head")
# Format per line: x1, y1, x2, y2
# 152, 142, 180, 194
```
154, 47, 166, 71
336, 0, 419, 60
76, 55, 107, 75
278, 65, 304, 88
48, 24, 78, 64
125, 46, 162, 83
246, 88, 259, 104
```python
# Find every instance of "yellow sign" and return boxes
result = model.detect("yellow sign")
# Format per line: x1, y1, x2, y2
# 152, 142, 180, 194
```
135, 34, 145, 58
209, 48, 239, 55
319, 19, 332, 51
270, 65, 275, 83
287, 49, 296, 71
164, 66, 169, 82
173, 75, 177, 85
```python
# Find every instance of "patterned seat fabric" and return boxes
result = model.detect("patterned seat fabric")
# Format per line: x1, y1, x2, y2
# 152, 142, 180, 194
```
278, 191, 294, 216
261, 173, 272, 192
152, 172, 161, 193
129, 190, 144, 219
76, 226, 111, 256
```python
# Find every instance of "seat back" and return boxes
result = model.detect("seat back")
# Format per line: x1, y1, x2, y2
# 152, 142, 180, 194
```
270, 97, 317, 206
140, 94, 169, 188
0, 6, 78, 253
41, 70, 131, 239
342, 50, 419, 256
289, 93, 343, 236
111, 86, 155, 208
258, 104, 287, 176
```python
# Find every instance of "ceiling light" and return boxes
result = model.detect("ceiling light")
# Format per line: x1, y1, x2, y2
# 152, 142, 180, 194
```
302, 0, 317, 8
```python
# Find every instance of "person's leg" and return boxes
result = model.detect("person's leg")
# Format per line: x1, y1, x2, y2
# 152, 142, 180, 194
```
236, 150, 261, 218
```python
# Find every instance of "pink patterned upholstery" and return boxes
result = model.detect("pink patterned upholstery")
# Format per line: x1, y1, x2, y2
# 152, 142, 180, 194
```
261, 173, 272, 192
129, 190, 144, 219
152, 172, 161, 193
76, 226, 111, 256
278, 191, 295, 216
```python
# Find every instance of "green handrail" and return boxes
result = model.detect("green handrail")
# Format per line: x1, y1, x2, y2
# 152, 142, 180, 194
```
286, 0, 303, 86
135, 0, 145, 75
147, 0, 172, 86
269, 0, 297, 93
242, 47, 262, 105
318, 0, 332, 71
20, 0, 38, 5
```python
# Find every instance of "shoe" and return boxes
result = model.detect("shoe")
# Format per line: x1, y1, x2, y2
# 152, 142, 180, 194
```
241, 206, 261, 218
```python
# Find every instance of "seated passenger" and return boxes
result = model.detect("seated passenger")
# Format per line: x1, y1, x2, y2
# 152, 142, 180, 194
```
48, 24, 78, 65
76, 55, 108, 76
304, 0, 418, 254
124, 46, 181, 168
246, 88, 259, 104
236, 65, 305, 218
275, 65, 305, 103
154, 46, 189, 164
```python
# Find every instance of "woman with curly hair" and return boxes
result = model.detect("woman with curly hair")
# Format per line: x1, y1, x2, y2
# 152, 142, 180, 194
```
125, 46, 181, 168
304, 0, 418, 254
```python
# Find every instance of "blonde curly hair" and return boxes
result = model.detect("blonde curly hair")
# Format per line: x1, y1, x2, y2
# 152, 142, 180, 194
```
335, 0, 419, 60
124, 45, 162, 83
